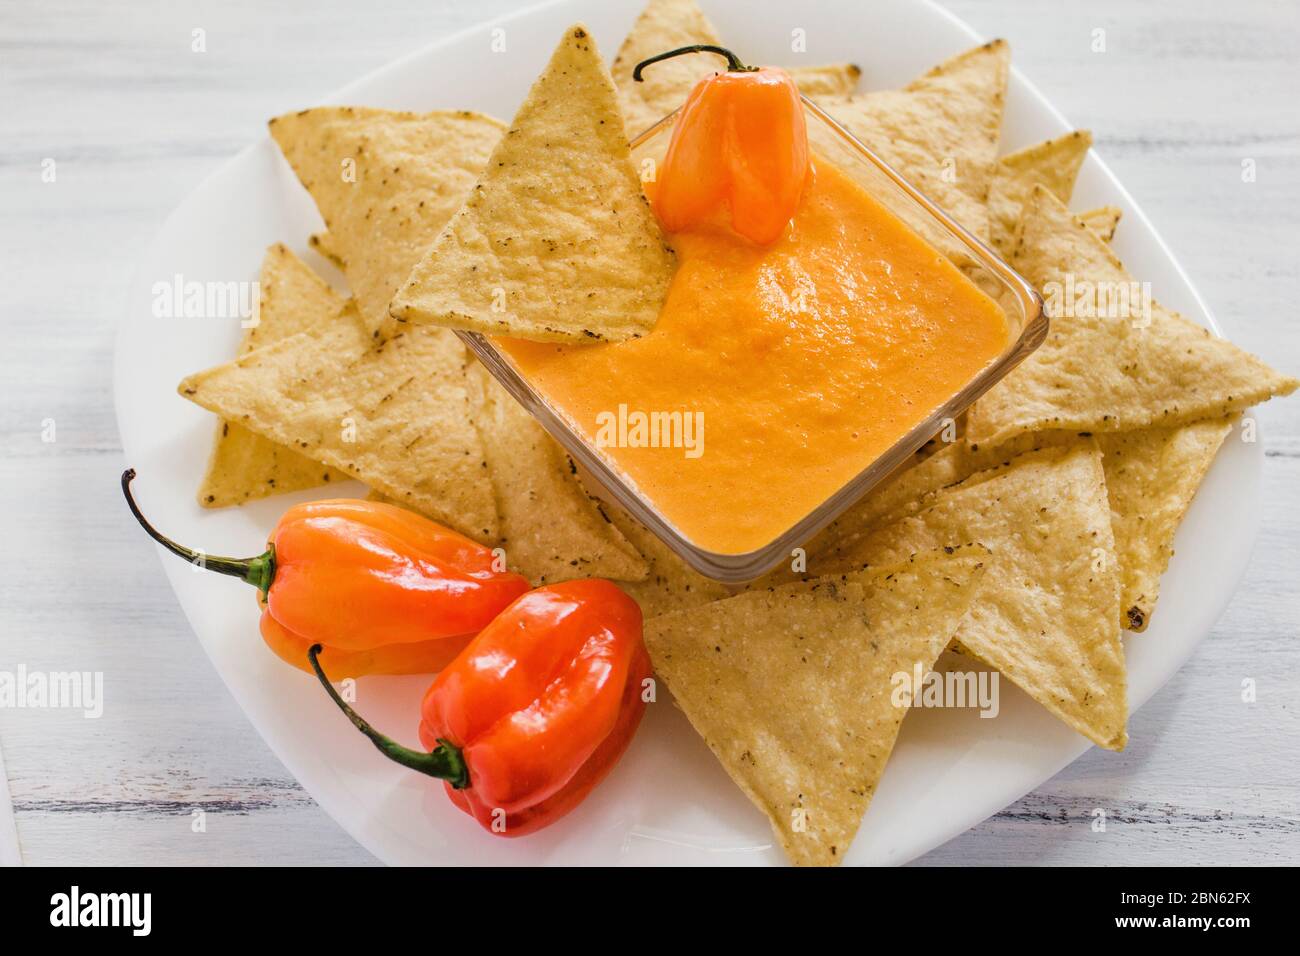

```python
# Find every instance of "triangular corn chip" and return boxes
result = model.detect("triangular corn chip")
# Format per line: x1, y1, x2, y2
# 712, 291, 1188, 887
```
814, 413, 1232, 634
963, 423, 1234, 631
968, 187, 1298, 445
462, 363, 647, 583
1097, 419, 1234, 630
197, 245, 349, 507
268, 107, 505, 338
645, 546, 989, 866
390, 25, 675, 344
611, 0, 721, 135
790, 63, 862, 100
988, 130, 1091, 255
610, 0, 860, 133
1078, 204, 1122, 243
816, 40, 1010, 241
899, 39, 1009, 199
363, 417, 646, 584
308, 231, 345, 268
832, 443, 1128, 750
178, 319, 499, 541
238, 245, 344, 352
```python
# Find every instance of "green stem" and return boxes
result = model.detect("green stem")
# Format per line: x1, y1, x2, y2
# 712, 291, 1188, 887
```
120, 468, 276, 597
307, 644, 469, 789
632, 44, 756, 82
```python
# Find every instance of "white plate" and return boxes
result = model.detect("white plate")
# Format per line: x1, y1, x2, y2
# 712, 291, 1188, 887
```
113, 0, 1261, 865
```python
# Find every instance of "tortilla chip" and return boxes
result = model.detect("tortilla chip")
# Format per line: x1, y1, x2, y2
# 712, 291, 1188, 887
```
967, 421, 1234, 631
831, 443, 1128, 750
1097, 419, 1233, 630
308, 231, 345, 268
462, 363, 647, 583
178, 318, 499, 541
968, 186, 1298, 446
791, 63, 862, 99
603, 501, 728, 616
645, 546, 989, 866
988, 130, 1091, 255
268, 107, 505, 338
882, 416, 1234, 633
900, 39, 1010, 199
815, 40, 1010, 242
196, 245, 350, 507
610, 0, 860, 131
390, 26, 674, 344
1079, 204, 1122, 243
796, 410, 1230, 634
611, 0, 721, 135
237, 245, 345, 351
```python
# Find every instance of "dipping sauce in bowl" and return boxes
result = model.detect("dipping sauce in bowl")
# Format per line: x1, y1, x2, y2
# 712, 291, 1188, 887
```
498, 156, 1009, 555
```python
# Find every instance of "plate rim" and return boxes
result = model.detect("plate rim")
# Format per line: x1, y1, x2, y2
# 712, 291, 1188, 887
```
112, 0, 1262, 866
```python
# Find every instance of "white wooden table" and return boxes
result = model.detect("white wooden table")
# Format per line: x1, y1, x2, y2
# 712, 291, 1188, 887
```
1, 0, 1296, 866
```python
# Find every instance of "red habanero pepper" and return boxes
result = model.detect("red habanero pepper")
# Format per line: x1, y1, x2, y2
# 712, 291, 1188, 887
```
309, 579, 653, 837
122, 469, 529, 675
634, 44, 810, 245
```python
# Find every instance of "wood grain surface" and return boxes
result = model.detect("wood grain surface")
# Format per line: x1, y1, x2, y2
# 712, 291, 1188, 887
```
0, 0, 1296, 865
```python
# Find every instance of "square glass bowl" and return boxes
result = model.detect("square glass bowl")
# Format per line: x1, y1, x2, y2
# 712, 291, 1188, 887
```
457, 96, 1047, 583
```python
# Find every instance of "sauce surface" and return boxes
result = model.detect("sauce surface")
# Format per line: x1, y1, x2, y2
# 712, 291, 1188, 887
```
498, 157, 1009, 555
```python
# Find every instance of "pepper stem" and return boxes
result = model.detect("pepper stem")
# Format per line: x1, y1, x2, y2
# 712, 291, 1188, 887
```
120, 468, 276, 597
307, 645, 470, 789
632, 44, 755, 82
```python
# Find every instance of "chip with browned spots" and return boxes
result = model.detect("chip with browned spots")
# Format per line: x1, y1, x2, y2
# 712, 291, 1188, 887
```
196, 244, 349, 508
645, 546, 989, 866
389, 24, 675, 344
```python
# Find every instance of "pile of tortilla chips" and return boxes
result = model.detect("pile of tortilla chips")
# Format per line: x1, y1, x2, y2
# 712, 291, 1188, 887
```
175, 0, 1296, 865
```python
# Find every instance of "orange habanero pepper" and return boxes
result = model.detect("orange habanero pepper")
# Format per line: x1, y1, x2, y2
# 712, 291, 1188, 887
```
258, 613, 473, 679
122, 469, 529, 677
634, 44, 810, 245
309, 579, 652, 837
